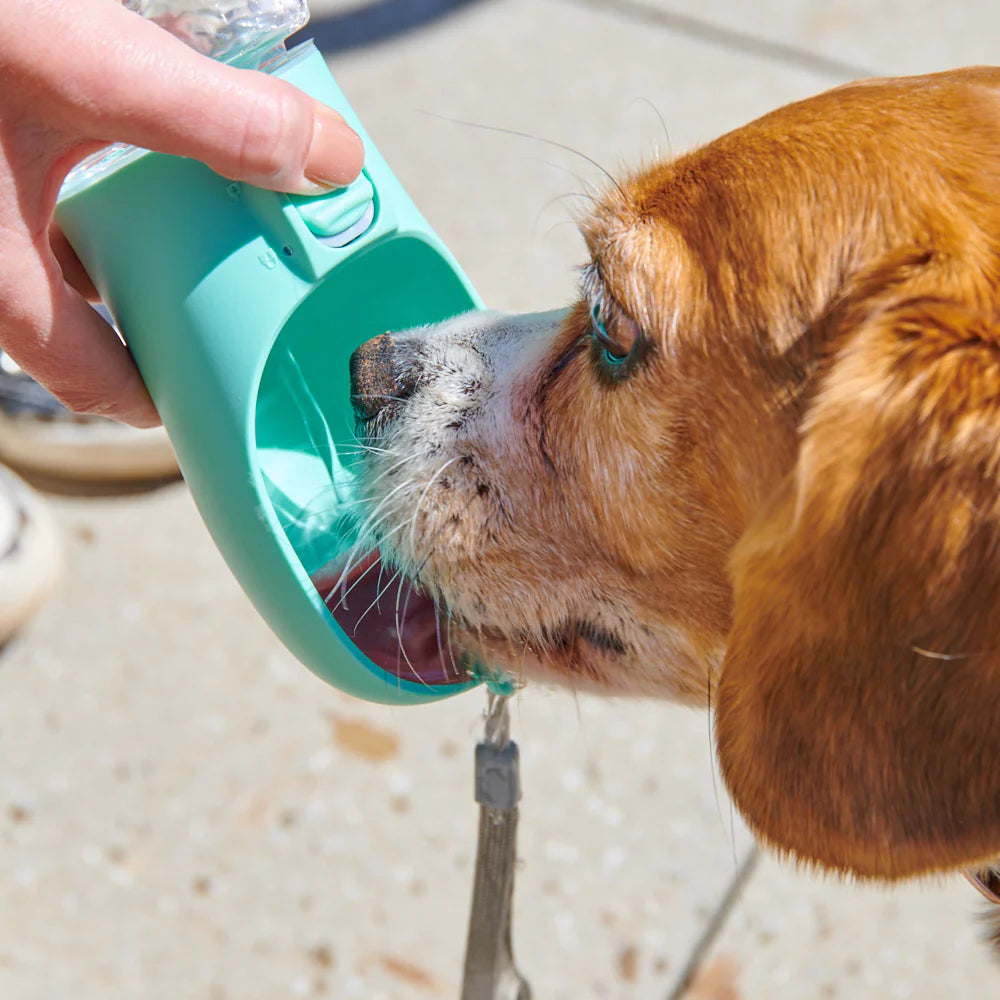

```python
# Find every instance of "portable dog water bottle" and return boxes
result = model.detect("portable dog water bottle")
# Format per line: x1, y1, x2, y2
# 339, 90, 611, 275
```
55, 0, 485, 704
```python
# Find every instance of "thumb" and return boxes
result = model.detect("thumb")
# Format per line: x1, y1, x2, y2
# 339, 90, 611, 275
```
20, 0, 365, 194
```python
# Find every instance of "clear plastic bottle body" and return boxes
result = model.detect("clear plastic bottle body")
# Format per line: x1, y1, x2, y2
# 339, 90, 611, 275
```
64, 1, 311, 193
122, 0, 309, 68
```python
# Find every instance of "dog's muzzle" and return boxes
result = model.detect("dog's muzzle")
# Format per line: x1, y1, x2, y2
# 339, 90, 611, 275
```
349, 333, 420, 423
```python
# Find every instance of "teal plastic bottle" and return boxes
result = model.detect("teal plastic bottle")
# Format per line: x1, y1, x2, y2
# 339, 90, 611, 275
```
55, 1, 486, 705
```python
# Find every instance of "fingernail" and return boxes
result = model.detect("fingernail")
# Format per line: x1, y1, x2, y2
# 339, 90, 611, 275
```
304, 104, 365, 190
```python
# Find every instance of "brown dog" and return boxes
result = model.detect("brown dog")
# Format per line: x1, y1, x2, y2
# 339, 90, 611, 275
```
346, 67, 1000, 887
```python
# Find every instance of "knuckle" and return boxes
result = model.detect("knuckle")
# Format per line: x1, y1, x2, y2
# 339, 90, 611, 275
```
236, 82, 313, 185
39, 373, 108, 418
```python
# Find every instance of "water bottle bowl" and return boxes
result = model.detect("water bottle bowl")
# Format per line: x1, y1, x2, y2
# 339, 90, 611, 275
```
55, 32, 486, 704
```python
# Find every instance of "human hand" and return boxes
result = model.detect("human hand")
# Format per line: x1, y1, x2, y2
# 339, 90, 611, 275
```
0, 0, 365, 427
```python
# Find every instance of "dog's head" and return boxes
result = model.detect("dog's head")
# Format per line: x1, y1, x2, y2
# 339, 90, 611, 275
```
347, 68, 1000, 879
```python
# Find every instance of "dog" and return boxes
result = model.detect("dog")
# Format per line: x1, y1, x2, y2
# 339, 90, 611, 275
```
341, 67, 1000, 896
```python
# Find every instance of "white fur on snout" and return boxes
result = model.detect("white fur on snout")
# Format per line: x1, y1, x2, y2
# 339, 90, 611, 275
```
387, 308, 568, 456
349, 306, 709, 697
352, 308, 567, 577
464, 309, 569, 452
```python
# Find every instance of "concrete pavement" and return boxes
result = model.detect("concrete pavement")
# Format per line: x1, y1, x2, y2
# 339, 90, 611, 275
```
3, 1, 1000, 997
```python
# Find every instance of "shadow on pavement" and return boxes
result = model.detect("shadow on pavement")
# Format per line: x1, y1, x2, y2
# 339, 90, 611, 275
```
292, 0, 491, 54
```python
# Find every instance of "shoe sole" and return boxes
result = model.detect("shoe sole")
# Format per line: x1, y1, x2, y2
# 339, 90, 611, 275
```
0, 413, 180, 485
0, 470, 61, 646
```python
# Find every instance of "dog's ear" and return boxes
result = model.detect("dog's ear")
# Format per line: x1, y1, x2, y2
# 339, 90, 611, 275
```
715, 294, 1000, 879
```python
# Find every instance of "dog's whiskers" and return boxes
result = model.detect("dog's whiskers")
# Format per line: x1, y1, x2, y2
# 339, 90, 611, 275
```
393, 570, 428, 688
628, 95, 673, 158
323, 505, 409, 607
343, 438, 396, 456
407, 456, 460, 555
350, 566, 405, 636
355, 451, 434, 501
381, 490, 481, 682
326, 485, 417, 599
422, 112, 627, 200
389, 494, 453, 684
350, 392, 415, 406
350, 474, 423, 545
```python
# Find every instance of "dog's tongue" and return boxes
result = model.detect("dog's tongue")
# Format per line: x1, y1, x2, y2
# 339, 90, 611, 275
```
312, 551, 469, 686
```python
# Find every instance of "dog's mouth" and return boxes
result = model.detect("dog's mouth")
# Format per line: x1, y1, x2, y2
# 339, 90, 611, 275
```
311, 550, 472, 687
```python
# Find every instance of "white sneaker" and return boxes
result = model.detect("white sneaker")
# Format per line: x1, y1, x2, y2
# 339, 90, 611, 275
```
0, 351, 179, 487
0, 467, 60, 646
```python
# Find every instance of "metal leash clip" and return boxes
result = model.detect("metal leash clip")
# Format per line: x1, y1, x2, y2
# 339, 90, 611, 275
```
460, 694, 532, 1000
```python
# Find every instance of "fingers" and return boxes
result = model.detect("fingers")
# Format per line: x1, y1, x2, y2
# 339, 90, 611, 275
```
17, 0, 365, 194
0, 0, 367, 430
49, 223, 98, 302
1, 254, 159, 428
17, 300, 159, 428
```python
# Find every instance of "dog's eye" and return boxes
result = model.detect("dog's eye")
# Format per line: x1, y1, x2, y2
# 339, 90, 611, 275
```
590, 301, 639, 365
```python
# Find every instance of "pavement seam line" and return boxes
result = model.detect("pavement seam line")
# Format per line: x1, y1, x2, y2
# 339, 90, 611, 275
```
663, 844, 761, 1000
561, 0, 877, 81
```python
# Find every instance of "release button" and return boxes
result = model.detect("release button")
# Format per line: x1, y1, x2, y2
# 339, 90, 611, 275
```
289, 171, 376, 248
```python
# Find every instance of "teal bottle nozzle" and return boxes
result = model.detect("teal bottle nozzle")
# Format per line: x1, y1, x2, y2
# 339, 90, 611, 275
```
55, 13, 485, 705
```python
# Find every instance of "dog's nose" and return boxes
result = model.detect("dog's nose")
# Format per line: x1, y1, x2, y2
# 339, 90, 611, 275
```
349, 333, 419, 422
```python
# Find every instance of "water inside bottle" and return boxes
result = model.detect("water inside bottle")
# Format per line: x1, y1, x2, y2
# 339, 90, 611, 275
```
253, 235, 481, 688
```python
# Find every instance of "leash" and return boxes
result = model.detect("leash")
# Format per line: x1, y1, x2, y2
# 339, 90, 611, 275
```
460, 693, 532, 999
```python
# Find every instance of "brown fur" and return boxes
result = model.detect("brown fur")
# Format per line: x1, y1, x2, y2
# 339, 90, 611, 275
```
364, 67, 1000, 880
574, 68, 1000, 878
591, 68, 1000, 879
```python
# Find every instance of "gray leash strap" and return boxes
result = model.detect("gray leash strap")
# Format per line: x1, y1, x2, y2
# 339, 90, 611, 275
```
460, 695, 532, 1000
